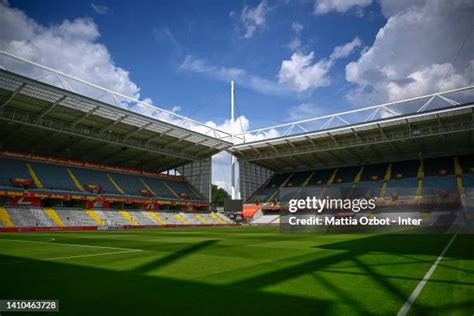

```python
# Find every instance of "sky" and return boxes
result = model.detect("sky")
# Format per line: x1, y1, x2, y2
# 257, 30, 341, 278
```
1, 0, 473, 193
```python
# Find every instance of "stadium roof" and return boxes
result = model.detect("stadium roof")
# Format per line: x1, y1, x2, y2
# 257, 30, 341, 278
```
229, 86, 474, 172
0, 51, 233, 172
2, 50, 474, 174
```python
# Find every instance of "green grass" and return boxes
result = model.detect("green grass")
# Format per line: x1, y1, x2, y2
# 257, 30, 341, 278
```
0, 226, 472, 315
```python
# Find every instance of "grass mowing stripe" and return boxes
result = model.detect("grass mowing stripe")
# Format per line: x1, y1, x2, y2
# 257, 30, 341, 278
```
0, 238, 141, 251
0, 249, 143, 265
1, 227, 470, 315
397, 230, 460, 316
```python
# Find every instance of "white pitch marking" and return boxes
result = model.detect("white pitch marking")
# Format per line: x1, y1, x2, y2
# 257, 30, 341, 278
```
0, 249, 142, 265
397, 230, 459, 316
0, 238, 140, 251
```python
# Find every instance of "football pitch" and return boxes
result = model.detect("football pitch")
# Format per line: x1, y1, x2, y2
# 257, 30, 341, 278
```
0, 226, 472, 315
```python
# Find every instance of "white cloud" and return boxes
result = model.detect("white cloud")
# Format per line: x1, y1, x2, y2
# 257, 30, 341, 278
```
0, 1, 140, 99
385, 63, 469, 101
279, 37, 361, 92
179, 55, 291, 96
330, 37, 362, 59
345, 0, 474, 103
314, 0, 372, 15
287, 21, 304, 51
231, 1, 271, 38
378, 0, 424, 18
288, 103, 326, 121
129, 98, 187, 127
208, 115, 279, 194
0, 2, 195, 127
279, 52, 331, 92
0, 3, 198, 133
292, 21, 303, 34
91, 3, 110, 15
0, 1, 265, 194
287, 38, 302, 51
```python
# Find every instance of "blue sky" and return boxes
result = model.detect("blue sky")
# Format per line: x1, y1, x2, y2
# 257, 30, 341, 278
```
1, 0, 473, 192
5, 0, 386, 126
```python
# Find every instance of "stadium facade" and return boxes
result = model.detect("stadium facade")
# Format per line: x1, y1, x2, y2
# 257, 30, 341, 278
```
228, 85, 474, 225
0, 51, 233, 230
0, 50, 473, 230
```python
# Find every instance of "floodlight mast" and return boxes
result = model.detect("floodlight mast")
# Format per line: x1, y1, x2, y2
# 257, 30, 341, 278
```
230, 81, 241, 200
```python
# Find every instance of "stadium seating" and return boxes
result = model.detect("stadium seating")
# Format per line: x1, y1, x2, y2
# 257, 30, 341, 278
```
306, 169, 334, 186
252, 214, 279, 224
278, 172, 312, 201
0, 207, 231, 228
285, 171, 312, 187
248, 188, 276, 204
211, 212, 230, 223
353, 181, 383, 199
247, 173, 292, 204
95, 209, 131, 226
360, 163, 388, 182
295, 186, 325, 199
0, 207, 14, 228
71, 167, 122, 195
129, 211, 158, 226
0, 155, 204, 201
5, 208, 56, 227
160, 213, 182, 225
165, 179, 201, 200
384, 178, 418, 199
119, 210, 139, 225
30, 161, 78, 193
459, 155, 474, 196
423, 176, 456, 197
424, 157, 454, 176
141, 177, 176, 198
317, 167, 359, 199
180, 213, 202, 224
7, 208, 43, 227
0, 156, 32, 188
384, 160, 419, 199
352, 163, 387, 199
146, 211, 167, 225
56, 208, 97, 227
108, 172, 146, 196
44, 208, 65, 226
422, 157, 456, 198
266, 174, 290, 188
278, 187, 301, 201
31, 208, 55, 226
247, 156, 463, 204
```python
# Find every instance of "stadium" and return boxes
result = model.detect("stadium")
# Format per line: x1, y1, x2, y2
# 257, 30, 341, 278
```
0, 49, 473, 315
0, 2, 474, 314
231, 84, 474, 228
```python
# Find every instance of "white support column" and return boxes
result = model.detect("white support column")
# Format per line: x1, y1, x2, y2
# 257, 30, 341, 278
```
230, 81, 241, 200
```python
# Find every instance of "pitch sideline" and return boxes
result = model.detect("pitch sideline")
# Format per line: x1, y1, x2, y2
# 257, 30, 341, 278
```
397, 229, 460, 316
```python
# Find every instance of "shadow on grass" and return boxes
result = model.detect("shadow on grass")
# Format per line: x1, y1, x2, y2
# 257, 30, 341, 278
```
231, 234, 456, 290
231, 233, 473, 315
0, 253, 332, 316
132, 239, 218, 273
317, 233, 474, 260
1, 232, 472, 315
312, 272, 371, 315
